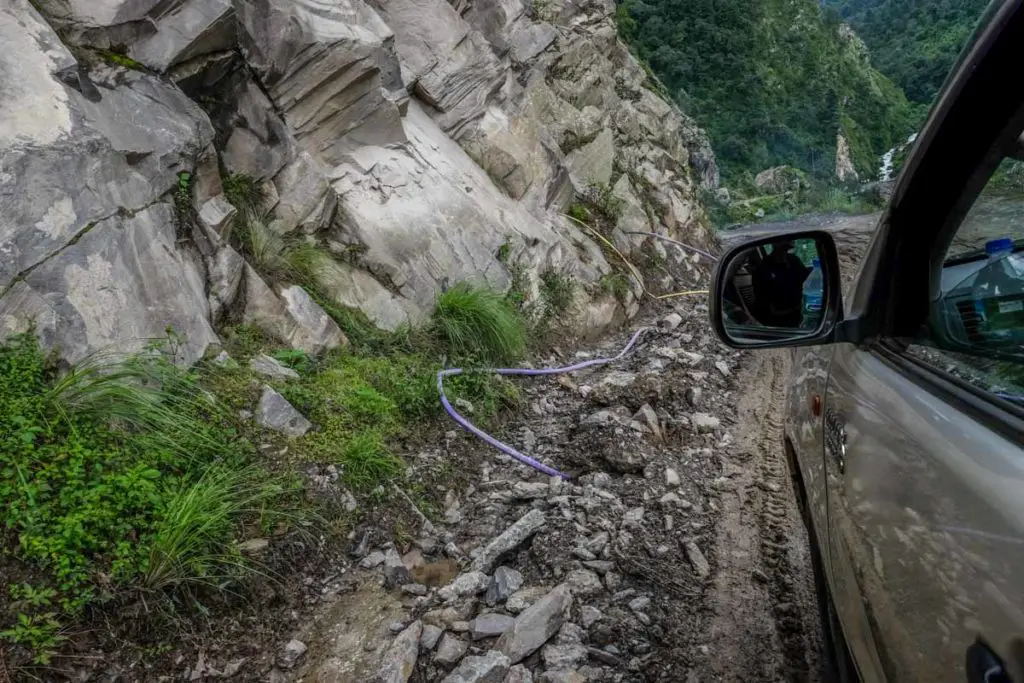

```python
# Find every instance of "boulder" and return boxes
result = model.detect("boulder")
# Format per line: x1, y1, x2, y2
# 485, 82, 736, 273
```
434, 633, 469, 665
235, 0, 407, 164
470, 509, 547, 573
472, 613, 516, 640
250, 353, 300, 380
485, 566, 525, 604
440, 650, 510, 683
242, 267, 348, 355
255, 387, 312, 437
130, 0, 236, 72
0, 4, 219, 363
753, 165, 808, 194
495, 585, 572, 664
376, 621, 422, 683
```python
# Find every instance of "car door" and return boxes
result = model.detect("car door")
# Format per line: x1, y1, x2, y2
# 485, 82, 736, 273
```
822, 3, 1024, 679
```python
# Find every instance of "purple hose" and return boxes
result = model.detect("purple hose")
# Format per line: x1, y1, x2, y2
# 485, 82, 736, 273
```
624, 231, 718, 262
438, 328, 650, 479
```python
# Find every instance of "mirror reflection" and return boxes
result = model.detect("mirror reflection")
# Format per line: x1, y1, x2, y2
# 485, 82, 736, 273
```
721, 237, 825, 342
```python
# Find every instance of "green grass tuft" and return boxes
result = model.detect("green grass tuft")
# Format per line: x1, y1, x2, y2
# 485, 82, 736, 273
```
431, 283, 528, 364
539, 269, 577, 320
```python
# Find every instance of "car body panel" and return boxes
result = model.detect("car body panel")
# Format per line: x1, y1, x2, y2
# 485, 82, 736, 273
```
823, 342, 1024, 682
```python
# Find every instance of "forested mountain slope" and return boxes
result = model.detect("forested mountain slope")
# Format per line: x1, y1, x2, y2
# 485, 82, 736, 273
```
617, 0, 916, 183
822, 0, 990, 105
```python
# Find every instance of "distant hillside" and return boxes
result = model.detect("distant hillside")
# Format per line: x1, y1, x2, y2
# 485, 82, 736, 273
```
822, 0, 990, 104
617, 0, 917, 183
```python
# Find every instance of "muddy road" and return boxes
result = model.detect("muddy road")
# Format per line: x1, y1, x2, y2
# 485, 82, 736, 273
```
271, 213, 887, 683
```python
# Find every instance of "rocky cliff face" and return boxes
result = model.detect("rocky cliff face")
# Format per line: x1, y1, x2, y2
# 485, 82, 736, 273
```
0, 0, 717, 363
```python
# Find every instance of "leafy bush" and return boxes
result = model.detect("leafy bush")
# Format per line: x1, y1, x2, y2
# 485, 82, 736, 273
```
0, 336, 276, 663
431, 283, 528, 364
539, 269, 577, 320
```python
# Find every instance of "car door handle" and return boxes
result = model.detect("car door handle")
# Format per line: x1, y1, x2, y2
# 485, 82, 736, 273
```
966, 639, 1013, 683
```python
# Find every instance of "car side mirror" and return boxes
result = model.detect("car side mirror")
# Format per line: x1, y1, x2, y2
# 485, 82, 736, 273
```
709, 230, 844, 348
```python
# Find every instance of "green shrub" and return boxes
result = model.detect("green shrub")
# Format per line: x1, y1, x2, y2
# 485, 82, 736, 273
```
567, 203, 590, 223
600, 272, 631, 301
431, 283, 527, 364
223, 174, 265, 217
539, 269, 576, 320
0, 335, 274, 662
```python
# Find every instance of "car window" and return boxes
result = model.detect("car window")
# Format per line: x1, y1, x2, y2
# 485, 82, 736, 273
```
906, 155, 1024, 406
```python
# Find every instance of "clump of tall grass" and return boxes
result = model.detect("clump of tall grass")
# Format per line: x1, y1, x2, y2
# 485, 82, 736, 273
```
430, 283, 528, 363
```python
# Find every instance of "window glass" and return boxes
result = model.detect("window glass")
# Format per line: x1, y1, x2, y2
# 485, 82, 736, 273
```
910, 157, 1024, 406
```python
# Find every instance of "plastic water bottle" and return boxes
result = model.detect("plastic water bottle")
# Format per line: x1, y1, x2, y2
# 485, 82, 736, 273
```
802, 257, 823, 329
973, 237, 1022, 342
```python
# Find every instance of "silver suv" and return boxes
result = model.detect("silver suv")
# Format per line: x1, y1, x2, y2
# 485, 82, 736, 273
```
710, 2, 1024, 681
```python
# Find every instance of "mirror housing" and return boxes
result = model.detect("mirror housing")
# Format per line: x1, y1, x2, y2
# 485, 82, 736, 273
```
709, 230, 846, 349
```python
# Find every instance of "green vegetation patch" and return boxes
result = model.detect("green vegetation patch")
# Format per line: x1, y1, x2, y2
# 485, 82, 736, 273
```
431, 283, 528, 364
0, 336, 289, 665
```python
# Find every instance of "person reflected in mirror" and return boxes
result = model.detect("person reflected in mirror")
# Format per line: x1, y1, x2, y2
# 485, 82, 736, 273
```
751, 240, 812, 328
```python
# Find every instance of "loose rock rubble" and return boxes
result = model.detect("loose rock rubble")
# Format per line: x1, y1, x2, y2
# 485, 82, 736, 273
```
280, 294, 822, 682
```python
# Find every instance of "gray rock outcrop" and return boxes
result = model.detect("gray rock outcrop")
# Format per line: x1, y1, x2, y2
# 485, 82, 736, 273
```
3, 0, 717, 361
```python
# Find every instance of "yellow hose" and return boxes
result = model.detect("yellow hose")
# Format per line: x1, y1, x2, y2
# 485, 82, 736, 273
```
561, 213, 709, 300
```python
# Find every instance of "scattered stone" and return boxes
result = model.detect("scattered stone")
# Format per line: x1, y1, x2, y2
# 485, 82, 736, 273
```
665, 468, 680, 486
470, 509, 547, 573
715, 360, 731, 377
636, 612, 652, 626
421, 624, 444, 650
390, 621, 410, 633
439, 571, 490, 601
507, 586, 551, 614
278, 639, 307, 669
685, 386, 702, 407
582, 560, 613, 574
580, 606, 602, 628
751, 569, 770, 584
633, 404, 662, 441
584, 532, 609, 554
665, 515, 674, 531
496, 584, 573, 663
571, 547, 597, 561
472, 613, 516, 640
565, 569, 603, 597
505, 664, 534, 683
435, 633, 469, 665
238, 538, 269, 554
685, 541, 711, 579
512, 481, 549, 500
402, 583, 427, 596
604, 572, 622, 592
385, 549, 413, 588
451, 621, 471, 633
678, 351, 705, 366
212, 350, 236, 367
659, 492, 681, 505
255, 387, 311, 437
454, 397, 474, 413
587, 646, 622, 666
590, 371, 637, 405
376, 621, 422, 683
440, 650, 511, 683
556, 623, 585, 645
537, 671, 585, 683
692, 413, 721, 433
629, 596, 651, 612
623, 507, 645, 525
486, 566, 524, 604
660, 312, 684, 331
251, 353, 299, 380
542, 642, 589, 670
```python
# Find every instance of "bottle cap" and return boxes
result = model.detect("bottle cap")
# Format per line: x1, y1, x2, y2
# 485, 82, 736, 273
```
985, 237, 1013, 255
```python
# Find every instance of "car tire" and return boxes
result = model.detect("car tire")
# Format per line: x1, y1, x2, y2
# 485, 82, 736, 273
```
784, 438, 858, 683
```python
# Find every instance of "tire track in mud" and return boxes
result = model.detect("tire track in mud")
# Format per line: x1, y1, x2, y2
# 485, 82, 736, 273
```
694, 350, 823, 682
